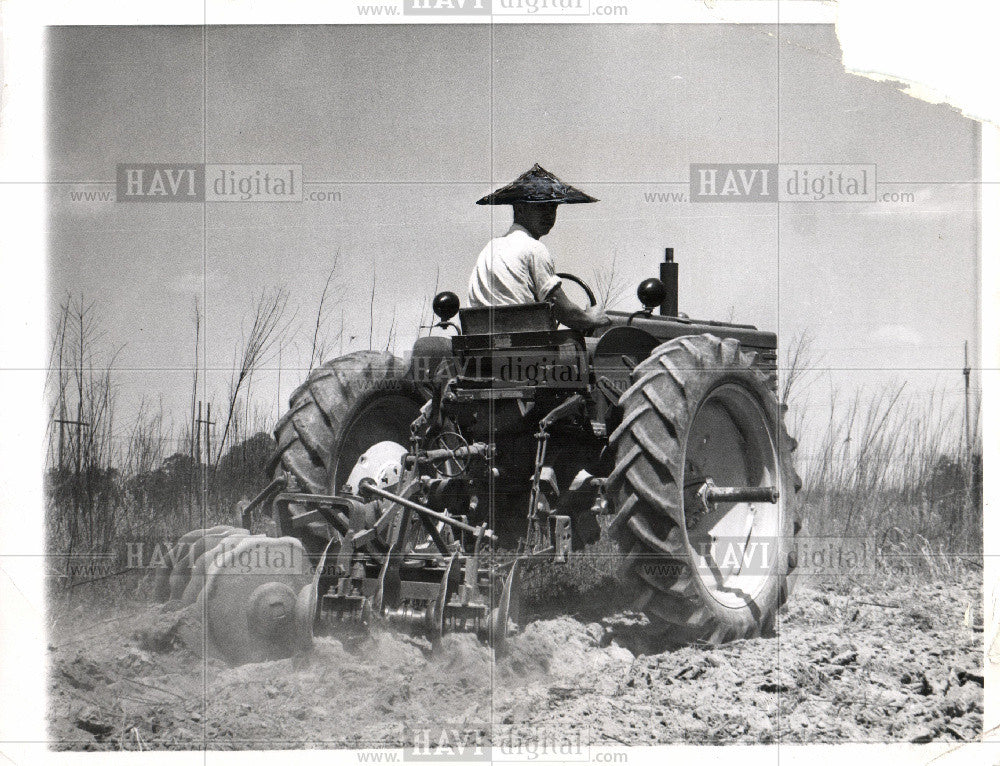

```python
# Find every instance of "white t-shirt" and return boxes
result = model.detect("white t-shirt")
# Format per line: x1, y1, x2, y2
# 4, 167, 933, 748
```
467, 224, 563, 307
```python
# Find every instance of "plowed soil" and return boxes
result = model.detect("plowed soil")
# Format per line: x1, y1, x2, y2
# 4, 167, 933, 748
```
48, 570, 984, 750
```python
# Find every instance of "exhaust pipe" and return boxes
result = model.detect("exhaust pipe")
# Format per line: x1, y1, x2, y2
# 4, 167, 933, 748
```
659, 247, 678, 316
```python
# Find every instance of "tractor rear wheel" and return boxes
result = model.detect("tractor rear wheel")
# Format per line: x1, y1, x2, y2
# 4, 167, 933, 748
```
267, 350, 426, 550
270, 350, 425, 495
607, 334, 800, 643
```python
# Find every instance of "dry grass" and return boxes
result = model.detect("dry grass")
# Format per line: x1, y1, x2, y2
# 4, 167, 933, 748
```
784, 328, 982, 577
45, 293, 292, 593
795, 386, 981, 578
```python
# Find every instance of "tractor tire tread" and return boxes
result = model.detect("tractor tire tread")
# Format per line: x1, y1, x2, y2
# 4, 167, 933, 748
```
608, 333, 801, 644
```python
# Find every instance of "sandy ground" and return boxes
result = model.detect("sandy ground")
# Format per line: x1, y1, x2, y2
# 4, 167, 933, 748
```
48, 570, 984, 751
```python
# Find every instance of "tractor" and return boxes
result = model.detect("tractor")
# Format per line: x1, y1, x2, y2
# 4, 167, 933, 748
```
152, 249, 800, 665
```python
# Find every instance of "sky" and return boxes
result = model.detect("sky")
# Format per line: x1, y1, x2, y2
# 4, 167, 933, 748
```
46, 23, 981, 457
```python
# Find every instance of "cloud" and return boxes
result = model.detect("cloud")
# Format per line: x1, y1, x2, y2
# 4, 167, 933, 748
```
869, 323, 923, 347
170, 267, 223, 296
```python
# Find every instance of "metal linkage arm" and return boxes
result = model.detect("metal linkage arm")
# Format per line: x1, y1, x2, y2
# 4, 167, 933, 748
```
357, 478, 496, 541
404, 442, 491, 466
238, 476, 287, 529
538, 393, 585, 430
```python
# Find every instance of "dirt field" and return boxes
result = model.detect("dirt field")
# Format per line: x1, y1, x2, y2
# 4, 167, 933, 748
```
48, 569, 983, 751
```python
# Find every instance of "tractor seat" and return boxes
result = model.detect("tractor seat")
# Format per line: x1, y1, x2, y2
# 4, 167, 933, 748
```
459, 302, 556, 335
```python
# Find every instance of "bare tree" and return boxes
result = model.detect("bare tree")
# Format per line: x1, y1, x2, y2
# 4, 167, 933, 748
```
215, 287, 292, 464
368, 264, 377, 351
780, 330, 821, 408
418, 265, 441, 333
46, 295, 123, 582
309, 251, 343, 370
189, 297, 200, 459
384, 305, 397, 353
591, 251, 629, 310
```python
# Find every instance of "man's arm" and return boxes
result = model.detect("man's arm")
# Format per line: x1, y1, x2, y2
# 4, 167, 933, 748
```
527, 240, 609, 331
546, 286, 610, 332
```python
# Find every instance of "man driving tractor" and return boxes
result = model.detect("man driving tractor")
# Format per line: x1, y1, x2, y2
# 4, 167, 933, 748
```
467, 163, 611, 545
153, 164, 797, 664
469, 164, 611, 332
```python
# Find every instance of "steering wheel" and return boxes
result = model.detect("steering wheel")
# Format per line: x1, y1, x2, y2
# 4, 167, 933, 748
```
556, 273, 597, 307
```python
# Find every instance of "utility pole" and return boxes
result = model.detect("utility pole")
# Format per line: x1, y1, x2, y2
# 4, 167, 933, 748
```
194, 401, 216, 514
53, 417, 90, 471
192, 400, 202, 526
194, 400, 202, 521
962, 339, 976, 518
206, 402, 213, 516
57, 417, 65, 471
195, 401, 202, 465
53, 417, 91, 541
206, 402, 213, 471
963, 340, 972, 467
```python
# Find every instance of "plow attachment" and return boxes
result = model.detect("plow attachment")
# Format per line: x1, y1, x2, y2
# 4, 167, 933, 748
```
153, 477, 528, 665
153, 530, 325, 665
315, 478, 523, 650
318, 552, 522, 649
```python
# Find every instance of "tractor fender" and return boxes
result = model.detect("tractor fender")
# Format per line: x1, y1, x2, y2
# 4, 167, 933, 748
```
409, 335, 456, 390
590, 325, 660, 394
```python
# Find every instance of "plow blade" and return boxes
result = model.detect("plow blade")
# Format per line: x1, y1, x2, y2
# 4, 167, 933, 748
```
316, 552, 522, 648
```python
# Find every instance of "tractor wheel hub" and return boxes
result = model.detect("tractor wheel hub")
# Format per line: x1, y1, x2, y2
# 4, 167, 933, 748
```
344, 440, 408, 494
